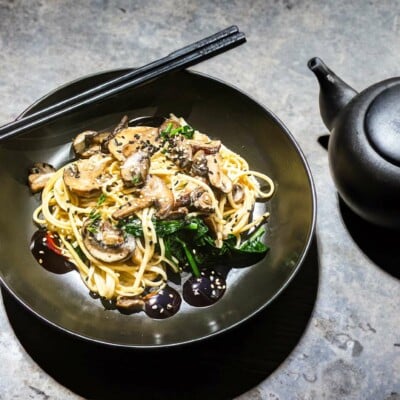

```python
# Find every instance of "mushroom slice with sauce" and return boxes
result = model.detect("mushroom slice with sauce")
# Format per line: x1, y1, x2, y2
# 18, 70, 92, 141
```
191, 189, 214, 213
188, 139, 221, 155
232, 183, 245, 203
73, 130, 110, 158
143, 175, 175, 219
166, 135, 193, 170
165, 137, 220, 172
63, 154, 111, 197
158, 117, 181, 134
82, 218, 136, 263
112, 175, 176, 220
205, 153, 233, 193
116, 296, 145, 312
101, 115, 129, 153
175, 183, 214, 214
28, 162, 56, 193
108, 126, 160, 161
120, 151, 150, 188
190, 150, 208, 177
112, 197, 154, 220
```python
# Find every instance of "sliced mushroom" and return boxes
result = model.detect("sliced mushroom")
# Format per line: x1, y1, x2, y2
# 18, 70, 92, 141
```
114, 114, 130, 135
175, 184, 214, 214
82, 218, 136, 263
116, 296, 145, 312
190, 150, 208, 177
63, 154, 110, 197
206, 154, 233, 193
28, 162, 56, 193
108, 126, 160, 161
112, 197, 153, 220
159, 117, 181, 134
191, 189, 214, 213
187, 139, 221, 155
112, 175, 175, 220
143, 175, 175, 219
120, 151, 150, 187
161, 207, 188, 220
72, 130, 110, 158
166, 135, 193, 169
232, 183, 245, 203
101, 115, 129, 153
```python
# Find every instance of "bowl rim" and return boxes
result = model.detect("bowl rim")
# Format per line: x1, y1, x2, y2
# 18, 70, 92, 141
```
1, 68, 317, 348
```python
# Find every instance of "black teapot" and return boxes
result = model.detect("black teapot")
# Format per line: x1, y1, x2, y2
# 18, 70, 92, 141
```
308, 57, 400, 229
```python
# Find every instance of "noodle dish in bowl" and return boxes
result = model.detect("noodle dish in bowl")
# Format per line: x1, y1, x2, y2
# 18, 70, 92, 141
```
0, 69, 315, 347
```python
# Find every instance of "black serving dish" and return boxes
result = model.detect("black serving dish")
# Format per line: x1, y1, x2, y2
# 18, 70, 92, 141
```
0, 69, 316, 347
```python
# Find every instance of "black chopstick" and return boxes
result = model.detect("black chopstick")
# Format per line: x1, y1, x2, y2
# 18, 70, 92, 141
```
0, 27, 246, 142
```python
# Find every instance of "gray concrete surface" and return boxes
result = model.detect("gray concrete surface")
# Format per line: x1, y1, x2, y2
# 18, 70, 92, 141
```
1, 1, 400, 399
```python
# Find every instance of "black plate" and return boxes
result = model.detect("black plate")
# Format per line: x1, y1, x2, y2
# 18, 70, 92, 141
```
0, 69, 316, 347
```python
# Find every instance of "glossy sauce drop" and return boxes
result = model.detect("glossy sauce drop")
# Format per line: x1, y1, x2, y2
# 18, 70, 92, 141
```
183, 269, 226, 307
30, 230, 75, 274
144, 286, 182, 319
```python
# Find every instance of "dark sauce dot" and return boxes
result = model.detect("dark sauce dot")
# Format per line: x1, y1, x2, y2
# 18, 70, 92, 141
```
183, 269, 226, 307
30, 229, 75, 274
144, 286, 181, 319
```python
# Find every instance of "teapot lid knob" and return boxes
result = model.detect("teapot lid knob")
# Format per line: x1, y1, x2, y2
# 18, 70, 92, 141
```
365, 84, 400, 167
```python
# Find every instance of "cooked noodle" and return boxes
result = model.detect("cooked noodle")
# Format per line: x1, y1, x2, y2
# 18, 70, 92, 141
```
32, 115, 274, 302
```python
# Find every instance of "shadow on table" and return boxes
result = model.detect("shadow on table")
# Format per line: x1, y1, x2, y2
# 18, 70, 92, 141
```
339, 197, 400, 280
2, 236, 319, 400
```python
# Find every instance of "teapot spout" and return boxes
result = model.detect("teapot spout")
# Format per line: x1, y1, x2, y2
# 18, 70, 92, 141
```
308, 57, 358, 131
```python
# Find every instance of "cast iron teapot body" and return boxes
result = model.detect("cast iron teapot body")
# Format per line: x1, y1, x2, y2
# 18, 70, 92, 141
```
309, 57, 400, 229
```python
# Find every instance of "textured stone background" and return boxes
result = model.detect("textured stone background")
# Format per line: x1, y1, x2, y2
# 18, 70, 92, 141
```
1, 1, 400, 399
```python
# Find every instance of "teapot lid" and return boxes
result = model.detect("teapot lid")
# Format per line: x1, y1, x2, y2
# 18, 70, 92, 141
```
365, 84, 400, 166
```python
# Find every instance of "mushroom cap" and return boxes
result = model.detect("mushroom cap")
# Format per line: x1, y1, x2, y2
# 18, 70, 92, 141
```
63, 154, 111, 197
120, 151, 150, 187
206, 153, 233, 193
28, 162, 56, 193
72, 130, 110, 158
108, 126, 160, 161
82, 218, 136, 263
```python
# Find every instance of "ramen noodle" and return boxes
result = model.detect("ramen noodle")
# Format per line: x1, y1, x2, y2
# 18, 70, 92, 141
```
29, 114, 274, 311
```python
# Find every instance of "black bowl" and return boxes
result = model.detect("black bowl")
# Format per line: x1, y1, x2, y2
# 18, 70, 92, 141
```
0, 70, 316, 347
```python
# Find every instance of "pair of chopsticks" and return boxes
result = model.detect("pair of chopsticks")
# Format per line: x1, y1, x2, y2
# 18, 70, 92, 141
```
0, 26, 246, 142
